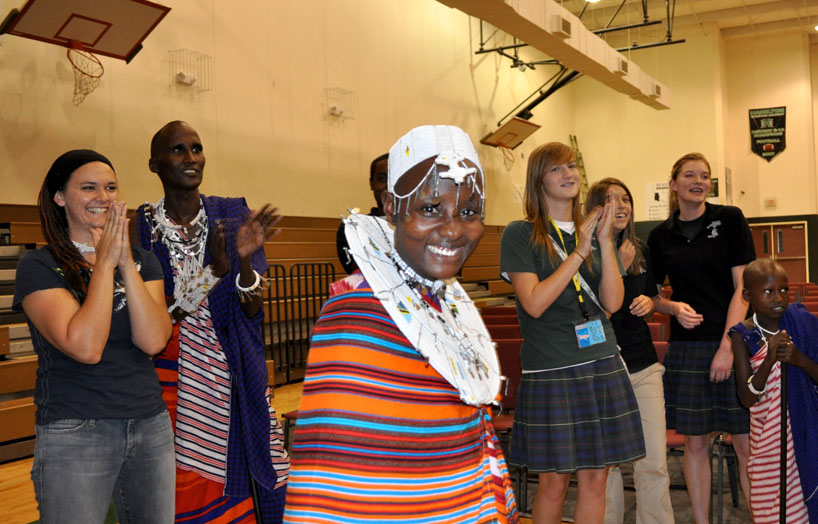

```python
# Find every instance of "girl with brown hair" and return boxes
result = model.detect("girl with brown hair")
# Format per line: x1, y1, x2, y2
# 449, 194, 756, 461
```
500, 143, 644, 523
648, 152, 754, 523
586, 178, 674, 524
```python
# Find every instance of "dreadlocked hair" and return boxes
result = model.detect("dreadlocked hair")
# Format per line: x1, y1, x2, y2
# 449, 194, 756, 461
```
37, 178, 92, 301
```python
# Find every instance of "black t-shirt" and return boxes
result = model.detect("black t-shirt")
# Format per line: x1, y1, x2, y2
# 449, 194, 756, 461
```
678, 214, 705, 240
647, 203, 755, 341
609, 240, 658, 373
13, 246, 167, 424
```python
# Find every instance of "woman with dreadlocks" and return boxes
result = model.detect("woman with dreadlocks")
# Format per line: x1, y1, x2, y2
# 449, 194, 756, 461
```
13, 150, 174, 524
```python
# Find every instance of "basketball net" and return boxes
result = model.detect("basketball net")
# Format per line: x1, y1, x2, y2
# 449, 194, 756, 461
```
499, 144, 515, 170
67, 45, 104, 106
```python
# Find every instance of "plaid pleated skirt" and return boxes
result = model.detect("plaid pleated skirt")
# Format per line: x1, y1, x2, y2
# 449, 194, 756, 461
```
663, 340, 749, 435
509, 355, 646, 473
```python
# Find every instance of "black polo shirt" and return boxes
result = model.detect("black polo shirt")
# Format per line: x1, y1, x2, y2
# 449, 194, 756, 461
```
610, 240, 659, 373
647, 203, 755, 341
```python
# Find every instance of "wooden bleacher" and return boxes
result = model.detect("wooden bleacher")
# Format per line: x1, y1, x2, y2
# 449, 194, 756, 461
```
0, 204, 515, 459
0, 355, 37, 462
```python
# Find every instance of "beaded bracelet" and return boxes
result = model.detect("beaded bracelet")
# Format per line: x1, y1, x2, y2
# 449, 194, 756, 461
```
236, 270, 262, 302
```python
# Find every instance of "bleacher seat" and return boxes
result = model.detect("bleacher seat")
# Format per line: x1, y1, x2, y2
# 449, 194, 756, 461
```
482, 315, 519, 326
481, 305, 517, 316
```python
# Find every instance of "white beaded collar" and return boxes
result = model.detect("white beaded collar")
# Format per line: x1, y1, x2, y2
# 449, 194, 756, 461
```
344, 212, 502, 407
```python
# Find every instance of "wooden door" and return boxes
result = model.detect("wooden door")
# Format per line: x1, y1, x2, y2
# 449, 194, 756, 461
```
750, 225, 771, 261
749, 222, 808, 283
773, 223, 808, 283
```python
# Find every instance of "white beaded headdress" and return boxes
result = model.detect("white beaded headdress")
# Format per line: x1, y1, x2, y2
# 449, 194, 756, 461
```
387, 125, 485, 218
341, 125, 502, 407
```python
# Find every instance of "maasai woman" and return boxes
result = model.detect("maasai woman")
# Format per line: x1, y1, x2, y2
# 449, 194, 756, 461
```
283, 125, 518, 523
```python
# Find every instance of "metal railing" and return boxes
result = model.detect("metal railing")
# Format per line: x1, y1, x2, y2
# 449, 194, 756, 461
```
264, 262, 335, 384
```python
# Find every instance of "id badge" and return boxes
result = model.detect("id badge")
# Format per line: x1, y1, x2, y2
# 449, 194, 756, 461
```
574, 317, 606, 348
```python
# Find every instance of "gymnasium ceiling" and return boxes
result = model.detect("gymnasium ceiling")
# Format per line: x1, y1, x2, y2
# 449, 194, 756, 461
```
561, 0, 818, 41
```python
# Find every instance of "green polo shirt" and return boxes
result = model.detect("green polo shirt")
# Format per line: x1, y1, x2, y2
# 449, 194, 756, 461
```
500, 220, 621, 370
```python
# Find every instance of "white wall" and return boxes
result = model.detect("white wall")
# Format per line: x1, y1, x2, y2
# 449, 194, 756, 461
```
570, 23, 817, 224
1, 0, 816, 227
571, 23, 728, 222
0, 0, 576, 226
724, 31, 817, 218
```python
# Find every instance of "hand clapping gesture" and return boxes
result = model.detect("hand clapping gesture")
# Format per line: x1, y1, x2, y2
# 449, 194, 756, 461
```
576, 206, 601, 259
595, 192, 614, 243
208, 220, 229, 278
618, 239, 636, 270
90, 201, 128, 271
236, 204, 282, 261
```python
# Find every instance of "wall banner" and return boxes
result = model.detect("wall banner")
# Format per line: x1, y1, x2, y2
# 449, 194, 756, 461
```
749, 106, 786, 162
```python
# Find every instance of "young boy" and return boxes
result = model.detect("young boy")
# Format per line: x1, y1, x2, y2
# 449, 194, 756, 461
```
729, 259, 818, 523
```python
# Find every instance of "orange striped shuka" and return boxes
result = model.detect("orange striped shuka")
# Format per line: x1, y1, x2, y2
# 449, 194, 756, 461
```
283, 283, 518, 523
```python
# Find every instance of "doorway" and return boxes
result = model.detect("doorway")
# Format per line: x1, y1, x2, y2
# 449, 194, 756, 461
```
749, 221, 809, 283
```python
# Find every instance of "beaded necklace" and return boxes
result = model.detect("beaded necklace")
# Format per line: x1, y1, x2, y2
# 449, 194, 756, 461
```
344, 212, 501, 407
148, 197, 208, 264
144, 198, 218, 314
753, 312, 780, 346
72, 240, 95, 253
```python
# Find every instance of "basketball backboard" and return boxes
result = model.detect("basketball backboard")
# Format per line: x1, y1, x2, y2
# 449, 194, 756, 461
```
0, 0, 170, 62
480, 117, 541, 150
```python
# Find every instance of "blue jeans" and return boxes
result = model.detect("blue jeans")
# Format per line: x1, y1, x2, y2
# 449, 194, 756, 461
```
31, 410, 175, 524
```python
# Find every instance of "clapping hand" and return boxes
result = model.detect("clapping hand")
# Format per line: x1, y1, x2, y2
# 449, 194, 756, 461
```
576, 206, 601, 258
90, 201, 127, 271
595, 190, 615, 242
236, 204, 282, 261
618, 239, 636, 270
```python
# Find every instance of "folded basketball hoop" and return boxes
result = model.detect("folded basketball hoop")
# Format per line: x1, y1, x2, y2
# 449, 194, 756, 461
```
67, 45, 104, 106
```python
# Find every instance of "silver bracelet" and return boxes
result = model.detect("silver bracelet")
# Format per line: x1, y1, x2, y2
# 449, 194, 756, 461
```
747, 374, 766, 395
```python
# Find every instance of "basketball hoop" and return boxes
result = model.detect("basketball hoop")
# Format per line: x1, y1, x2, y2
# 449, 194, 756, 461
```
67, 45, 104, 105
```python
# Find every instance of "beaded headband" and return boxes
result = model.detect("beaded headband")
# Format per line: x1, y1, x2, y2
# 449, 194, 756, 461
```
387, 125, 485, 218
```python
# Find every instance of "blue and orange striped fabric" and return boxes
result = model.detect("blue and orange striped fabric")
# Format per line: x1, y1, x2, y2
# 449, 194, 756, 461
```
283, 283, 518, 523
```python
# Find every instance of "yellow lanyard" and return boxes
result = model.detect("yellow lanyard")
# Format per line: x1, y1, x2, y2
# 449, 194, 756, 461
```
549, 218, 586, 309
